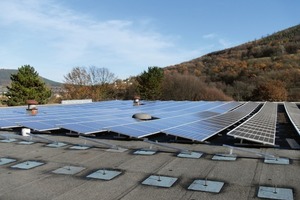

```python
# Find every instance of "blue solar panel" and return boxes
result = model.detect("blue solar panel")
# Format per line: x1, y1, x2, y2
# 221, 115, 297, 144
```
153, 101, 224, 118
60, 123, 103, 134
20, 121, 59, 131
163, 102, 259, 141
0, 100, 258, 143
0, 120, 18, 128
108, 126, 150, 138
41, 119, 61, 126
105, 102, 243, 139
138, 121, 169, 130
164, 127, 211, 141
208, 101, 241, 113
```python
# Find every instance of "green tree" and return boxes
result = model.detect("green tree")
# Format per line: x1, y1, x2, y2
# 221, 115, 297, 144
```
5, 65, 51, 106
136, 66, 164, 100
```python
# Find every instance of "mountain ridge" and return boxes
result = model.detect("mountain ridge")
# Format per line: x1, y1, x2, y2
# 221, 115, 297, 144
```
0, 69, 62, 87
164, 24, 300, 101
1, 24, 299, 101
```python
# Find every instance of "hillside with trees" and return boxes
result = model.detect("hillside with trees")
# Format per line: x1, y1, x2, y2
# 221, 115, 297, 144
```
135, 67, 232, 101
0, 69, 61, 87
165, 24, 300, 101
2, 25, 299, 103
58, 66, 232, 102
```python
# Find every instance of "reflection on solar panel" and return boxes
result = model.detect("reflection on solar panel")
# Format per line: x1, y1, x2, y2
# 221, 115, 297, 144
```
227, 102, 277, 145
162, 102, 260, 141
284, 102, 300, 135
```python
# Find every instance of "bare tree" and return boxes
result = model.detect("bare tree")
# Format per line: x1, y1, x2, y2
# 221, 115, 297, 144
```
64, 67, 90, 86
88, 66, 116, 85
62, 66, 117, 101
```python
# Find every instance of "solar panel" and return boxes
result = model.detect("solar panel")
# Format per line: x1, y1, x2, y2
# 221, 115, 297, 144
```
104, 101, 241, 138
284, 102, 300, 135
59, 123, 103, 134
60, 102, 209, 134
0, 120, 18, 128
165, 127, 212, 141
20, 121, 59, 131
60, 117, 138, 135
162, 102, 260, 141
208, 101, 241, 113
107, 125, 151, 138
227, 102, 277, 145
1, 101, 135, 131
145, 101, 215, 118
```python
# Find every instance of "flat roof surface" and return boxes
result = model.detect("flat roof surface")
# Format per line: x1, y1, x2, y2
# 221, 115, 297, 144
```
0, 134, 299, 200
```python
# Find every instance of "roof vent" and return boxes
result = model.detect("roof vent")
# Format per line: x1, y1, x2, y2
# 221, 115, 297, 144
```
132, 113, 152, 120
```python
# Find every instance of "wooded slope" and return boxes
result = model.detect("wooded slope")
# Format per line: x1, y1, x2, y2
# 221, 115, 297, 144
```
165, 24, 300, 101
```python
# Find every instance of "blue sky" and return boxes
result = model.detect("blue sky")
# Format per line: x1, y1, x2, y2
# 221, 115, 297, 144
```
0, 0, 299, 82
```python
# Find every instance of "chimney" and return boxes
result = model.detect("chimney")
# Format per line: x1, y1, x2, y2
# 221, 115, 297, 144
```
26, 100, 38, 115
133, 95, 140, 106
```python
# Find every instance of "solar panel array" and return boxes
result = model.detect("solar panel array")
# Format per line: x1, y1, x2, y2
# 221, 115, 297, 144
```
162, 102, 260, 141
105, 101, 243, 138
58, 101, 238, 135
0, 101, 136, 131
4, 100, 289, 144
284, 102, 300, 135
0, 101, 249, 142
227, 102, 277, 145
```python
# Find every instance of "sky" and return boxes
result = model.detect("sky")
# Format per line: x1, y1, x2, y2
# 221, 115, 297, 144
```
0, 0, 299, 82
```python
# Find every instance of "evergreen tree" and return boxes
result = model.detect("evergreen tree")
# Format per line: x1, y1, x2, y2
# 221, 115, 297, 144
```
5, 65, 51, 106
136, 66, 164, 100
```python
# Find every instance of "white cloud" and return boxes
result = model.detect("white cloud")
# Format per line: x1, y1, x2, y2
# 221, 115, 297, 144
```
0, 0, 204, 81
202, 33, 234, 49
218, 38, 232, 48
203, 33, 217, 39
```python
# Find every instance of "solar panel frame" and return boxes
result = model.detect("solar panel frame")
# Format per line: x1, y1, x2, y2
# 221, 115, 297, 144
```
284, 102, 300, 135
227, 102, 277, 145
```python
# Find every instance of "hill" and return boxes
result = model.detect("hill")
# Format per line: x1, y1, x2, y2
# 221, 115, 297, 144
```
0, 69, 62, 87
165, 24, 300, 101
